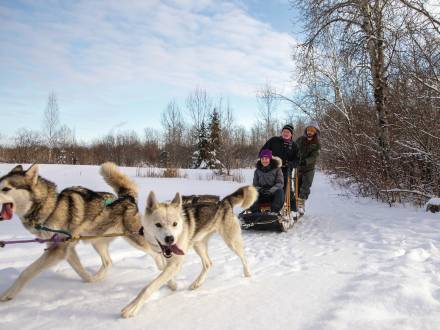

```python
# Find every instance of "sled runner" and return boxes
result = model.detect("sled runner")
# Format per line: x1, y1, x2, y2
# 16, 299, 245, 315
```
239, 169, 301, 232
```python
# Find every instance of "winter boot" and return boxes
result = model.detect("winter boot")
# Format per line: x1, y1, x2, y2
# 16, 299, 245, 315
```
297, 198, 305, 215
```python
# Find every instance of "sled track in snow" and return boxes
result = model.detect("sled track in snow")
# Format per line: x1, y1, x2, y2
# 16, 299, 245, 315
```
236, 214, 340, 278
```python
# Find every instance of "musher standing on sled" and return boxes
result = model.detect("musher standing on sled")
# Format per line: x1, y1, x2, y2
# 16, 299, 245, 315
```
260, 124, 300, 210
295, 121, 321, 215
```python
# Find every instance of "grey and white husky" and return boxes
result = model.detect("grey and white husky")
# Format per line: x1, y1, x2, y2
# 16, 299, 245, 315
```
0, 163, 165, 301
121, 185, 257, 318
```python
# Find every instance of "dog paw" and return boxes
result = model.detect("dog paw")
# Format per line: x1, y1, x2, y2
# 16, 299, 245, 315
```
167, 280, 178, 291
85, 273, 106, 283
189, 281, 201, 290
0, 292, 14, 302
82, 275, 97, 283
121, 303, 138, 319
244, 270, 251, 278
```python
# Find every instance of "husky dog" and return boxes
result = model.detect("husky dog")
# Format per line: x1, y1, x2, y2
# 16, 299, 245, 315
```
181, 194, 220, 205
121, 186, 257, 318
0, 163, 166, 301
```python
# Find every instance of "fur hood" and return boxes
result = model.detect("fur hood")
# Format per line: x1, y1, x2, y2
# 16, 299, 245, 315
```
256, 156, 282, 170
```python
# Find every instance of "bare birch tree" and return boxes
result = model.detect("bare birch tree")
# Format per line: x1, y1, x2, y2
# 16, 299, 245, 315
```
256, 82, 279, 141
43, 92, 60, 163
292, 0, 440, 201
185, 87, 212, 133
161, 100, 186, 166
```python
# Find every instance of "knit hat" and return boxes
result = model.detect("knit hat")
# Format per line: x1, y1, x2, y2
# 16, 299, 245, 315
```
282, 124, 294, 134
259, 149, 272, 159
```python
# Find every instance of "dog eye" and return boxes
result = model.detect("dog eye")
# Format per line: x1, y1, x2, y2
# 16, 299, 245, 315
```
155, 223, 162, 228
2, 187, 11, 192
173, 222, 177, 227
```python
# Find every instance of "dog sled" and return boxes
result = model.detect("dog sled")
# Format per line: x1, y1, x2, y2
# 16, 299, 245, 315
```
239, 169, 302, 232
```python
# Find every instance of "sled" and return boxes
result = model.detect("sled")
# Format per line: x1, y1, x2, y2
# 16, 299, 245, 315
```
239, 209, 294, 232
239, 169, 301, 232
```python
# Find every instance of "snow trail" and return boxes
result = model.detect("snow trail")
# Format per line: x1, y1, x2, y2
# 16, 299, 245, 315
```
0, 164, 439, 329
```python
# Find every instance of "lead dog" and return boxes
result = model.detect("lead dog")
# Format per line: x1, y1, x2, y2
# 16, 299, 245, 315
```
121, 185, 257, 318
0, 163, 167, 301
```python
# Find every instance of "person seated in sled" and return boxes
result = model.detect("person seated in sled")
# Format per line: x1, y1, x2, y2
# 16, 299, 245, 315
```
260, 124, 299, 210
250, 149, 284, 215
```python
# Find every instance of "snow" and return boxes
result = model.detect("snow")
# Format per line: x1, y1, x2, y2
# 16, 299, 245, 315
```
427, 198, 440, 206
1, 164, 440, 329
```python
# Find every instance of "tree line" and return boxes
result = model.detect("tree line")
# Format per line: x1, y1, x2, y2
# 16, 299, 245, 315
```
0, 88, 303, 172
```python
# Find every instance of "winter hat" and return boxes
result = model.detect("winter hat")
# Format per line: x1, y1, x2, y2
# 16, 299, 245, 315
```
306, 120, 320, 132
282, 124, 294, 134
304, 120, 321, 137
259, 149, 272, 160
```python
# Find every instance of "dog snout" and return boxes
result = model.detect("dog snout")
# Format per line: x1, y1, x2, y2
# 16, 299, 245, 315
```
164, 235, 174, 244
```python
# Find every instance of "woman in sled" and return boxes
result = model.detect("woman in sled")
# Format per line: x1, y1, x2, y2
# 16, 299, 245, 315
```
259, 124, 300, 210
250, 149, 284, 215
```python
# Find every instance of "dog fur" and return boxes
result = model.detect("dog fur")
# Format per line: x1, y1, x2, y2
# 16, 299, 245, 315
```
181, 194, 220, 205
0, 163, 167, 301
121, 185, 257, 318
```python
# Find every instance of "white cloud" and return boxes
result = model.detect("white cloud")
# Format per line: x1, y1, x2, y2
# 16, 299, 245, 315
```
1, 0, 297, 97
0, 0, 299, 140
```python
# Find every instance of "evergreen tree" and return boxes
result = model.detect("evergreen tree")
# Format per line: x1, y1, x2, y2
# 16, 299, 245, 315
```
57, 148, 67, 164
192, 120, 210, 168
159, 150, 170, 168
207, 109, 224, 171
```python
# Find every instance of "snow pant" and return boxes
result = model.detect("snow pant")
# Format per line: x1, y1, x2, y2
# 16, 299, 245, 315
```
298, 169, 315, 200
282, 166, 296, 211
250, 188, 285, 213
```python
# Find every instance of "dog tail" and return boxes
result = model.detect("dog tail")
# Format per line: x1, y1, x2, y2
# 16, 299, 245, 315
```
100, 162, 138, 199
221, 186, 258, 209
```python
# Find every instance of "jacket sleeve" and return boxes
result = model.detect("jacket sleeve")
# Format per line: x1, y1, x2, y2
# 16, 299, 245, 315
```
253, 170, 260, 190
269, 168, 284, 193
305, 144, 320, 167
288, 141, 300, 168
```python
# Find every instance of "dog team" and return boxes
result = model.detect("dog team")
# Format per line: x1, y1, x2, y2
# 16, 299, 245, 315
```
0, 163, 257, 318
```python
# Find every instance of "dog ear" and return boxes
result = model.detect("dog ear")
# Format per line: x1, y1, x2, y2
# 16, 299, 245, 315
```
25, 164, 39, 185
171, 192, 182, 208
146, 191, 158, 212
10, 165, 23, 174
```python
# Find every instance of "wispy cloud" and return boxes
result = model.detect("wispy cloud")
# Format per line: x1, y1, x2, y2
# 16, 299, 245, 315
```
0, 0, 297, 138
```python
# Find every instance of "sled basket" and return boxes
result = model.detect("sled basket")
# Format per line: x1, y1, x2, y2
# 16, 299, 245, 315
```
239, 211, 294, 232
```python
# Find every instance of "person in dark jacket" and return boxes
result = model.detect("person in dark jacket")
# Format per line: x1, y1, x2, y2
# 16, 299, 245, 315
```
295, 120, 321, 214
260, 124, 300, 209
250, 149, 284, 214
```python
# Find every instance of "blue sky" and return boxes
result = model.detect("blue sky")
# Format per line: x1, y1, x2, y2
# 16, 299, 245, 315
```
0, 0, 299, 142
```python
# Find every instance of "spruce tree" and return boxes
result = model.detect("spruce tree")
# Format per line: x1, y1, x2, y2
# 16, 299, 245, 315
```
208, 109, 224, 171
192, 120, 210, 168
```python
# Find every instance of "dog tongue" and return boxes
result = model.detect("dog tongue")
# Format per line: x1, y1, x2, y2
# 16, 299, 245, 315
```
170, 244, 184, 255
0, 203, 13, 220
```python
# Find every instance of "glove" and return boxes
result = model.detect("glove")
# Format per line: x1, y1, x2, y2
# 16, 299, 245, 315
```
259, 188, 271, 196
288, 160, 299, 168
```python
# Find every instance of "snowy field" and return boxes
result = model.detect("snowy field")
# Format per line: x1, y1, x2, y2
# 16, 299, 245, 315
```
0, 164, 439, 330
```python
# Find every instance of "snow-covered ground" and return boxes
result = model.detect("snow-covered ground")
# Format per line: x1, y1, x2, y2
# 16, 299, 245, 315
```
0, 164, 439, 330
